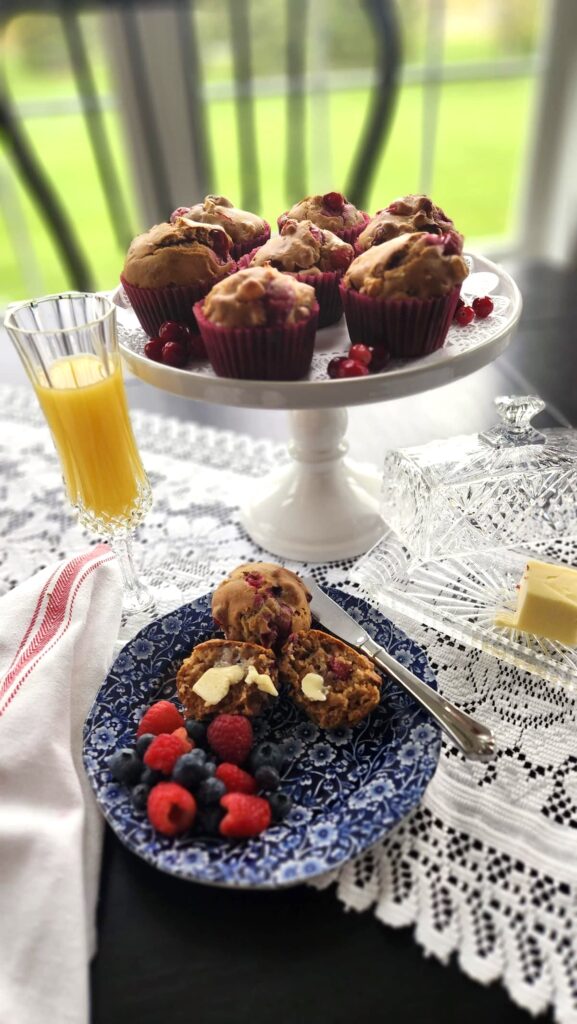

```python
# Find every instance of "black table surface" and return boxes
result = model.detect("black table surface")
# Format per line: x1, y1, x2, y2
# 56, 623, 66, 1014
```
4, 261, 573, 1024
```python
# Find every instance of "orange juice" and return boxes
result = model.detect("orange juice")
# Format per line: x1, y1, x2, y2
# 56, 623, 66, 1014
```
34, 354, 150, 529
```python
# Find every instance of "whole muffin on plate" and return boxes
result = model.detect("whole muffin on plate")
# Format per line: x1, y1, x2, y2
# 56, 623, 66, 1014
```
340, 232, 468, 358
171, 195, 270, 260
240, 219, 354, 327
194, 265, 318, 380
212, 562, 312, 650
121, 217, 236, 341
177, 639, 278, 721
279, 629, 382, 729
277, 191, 369, 245
356, 194, 464, 254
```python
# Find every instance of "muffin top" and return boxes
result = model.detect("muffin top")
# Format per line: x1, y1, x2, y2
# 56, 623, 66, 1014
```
122, 217, 235, 289
201, 266, 317, 328
248, 219, 354, 276
279, 192, 366, 235
212, 562, 312, 649
344, 232, 468, 300
357, 194, 463, 253
171, 195, 268, 246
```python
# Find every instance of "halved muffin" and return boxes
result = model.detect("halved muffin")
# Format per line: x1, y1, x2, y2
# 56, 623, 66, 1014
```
177, 639, 278, 720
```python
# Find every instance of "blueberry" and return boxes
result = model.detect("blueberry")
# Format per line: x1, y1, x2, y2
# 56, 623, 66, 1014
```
172, 751, 208, 791
135, 733, 155, 759
254, 764, 280, 791
108, 748, 142, 786
249, 741, 283, 773
197, 777, 227, 805
141, 766, 162, 787
203, 760, 217, 778
195, 805, 224, 837
185, 719, 208, 746
269, 792, 292, 822
131, 783, 150, 812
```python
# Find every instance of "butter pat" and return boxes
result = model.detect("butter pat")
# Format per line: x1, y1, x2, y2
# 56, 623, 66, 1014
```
301, 672, 328, 702
245, 664, 278, 696
496, 559, 577, 645
192, 664, 245, 705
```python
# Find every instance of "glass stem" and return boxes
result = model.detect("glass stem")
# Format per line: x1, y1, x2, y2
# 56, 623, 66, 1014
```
110, 533, 154, 615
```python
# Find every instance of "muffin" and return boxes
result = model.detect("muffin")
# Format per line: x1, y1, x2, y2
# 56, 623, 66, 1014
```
171, 195, 270, 260
356, 194, 464, 254
177, 639, 278, 720
121, 217, 236, 341
212, 562, 312, 650
194, 265, 319, 380
279, 629, 382, 729
277, 192, 369, 245
240, 219, 353, 328
340, 232, 468, 357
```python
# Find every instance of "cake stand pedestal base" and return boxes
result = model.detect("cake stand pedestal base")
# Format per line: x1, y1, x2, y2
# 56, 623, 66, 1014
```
239, 408, 384, 562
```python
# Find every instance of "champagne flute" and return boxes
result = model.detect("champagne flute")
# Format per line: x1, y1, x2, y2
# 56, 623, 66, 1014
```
4, 292, 154, 615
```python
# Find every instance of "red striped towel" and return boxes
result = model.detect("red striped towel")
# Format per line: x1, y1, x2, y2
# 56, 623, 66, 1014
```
0, 545, 123, 1024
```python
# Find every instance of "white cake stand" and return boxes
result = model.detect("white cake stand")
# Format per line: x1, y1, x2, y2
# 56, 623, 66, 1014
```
116, 253, 522, 562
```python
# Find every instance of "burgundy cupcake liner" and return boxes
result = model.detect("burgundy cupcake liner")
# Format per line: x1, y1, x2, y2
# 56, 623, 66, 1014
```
229, 223, 271, 261
277, 210, 370, 246
340, 283, 462, 358
194, 300, 319, 381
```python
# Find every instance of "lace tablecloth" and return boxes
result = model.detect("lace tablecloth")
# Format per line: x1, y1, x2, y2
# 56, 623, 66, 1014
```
2, 383, 577, 1024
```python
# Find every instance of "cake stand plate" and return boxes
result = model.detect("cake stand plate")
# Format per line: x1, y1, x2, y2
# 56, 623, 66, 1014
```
116, 253, 522, 562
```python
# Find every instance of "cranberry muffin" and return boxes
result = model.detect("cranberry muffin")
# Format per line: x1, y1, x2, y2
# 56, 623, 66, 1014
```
177, 639, 278, 720
212, 563, 312, 650
357, 194, 463, 254
279, 629, 382, 729
171, 194, 270, 259
277, 191, 369, 245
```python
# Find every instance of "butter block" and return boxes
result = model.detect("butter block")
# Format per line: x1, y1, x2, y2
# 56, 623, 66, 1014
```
496, 559, 577, 645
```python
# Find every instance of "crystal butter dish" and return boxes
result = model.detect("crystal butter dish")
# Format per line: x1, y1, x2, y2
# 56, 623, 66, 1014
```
380, 396, 577, 560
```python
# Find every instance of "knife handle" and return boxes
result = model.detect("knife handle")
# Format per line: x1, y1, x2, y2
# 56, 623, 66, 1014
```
361, 638, 496, 761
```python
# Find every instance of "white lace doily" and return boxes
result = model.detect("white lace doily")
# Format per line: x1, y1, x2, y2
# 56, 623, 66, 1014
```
2, 383, 576, 1024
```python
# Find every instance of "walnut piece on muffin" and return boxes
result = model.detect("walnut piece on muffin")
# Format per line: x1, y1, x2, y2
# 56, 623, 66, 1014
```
279, 629, 382, 729
171, 195, 269, 250
122, 217, 235, 289
248, 219, 353, 275
201, 265, 317, 328
357, 194, 463, 254
177, 639, 278, 720
344, 232, 468, 300
279, 192, 367, 237
212, 562, 312, 650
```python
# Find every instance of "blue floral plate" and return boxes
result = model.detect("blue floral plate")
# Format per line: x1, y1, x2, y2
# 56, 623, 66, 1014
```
83, 587, 440, 889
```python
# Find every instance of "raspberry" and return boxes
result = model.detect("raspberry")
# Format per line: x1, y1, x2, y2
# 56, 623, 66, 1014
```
207, 715, 254, 765
137, 700, 184, 738
172, 726, 193, 751
472, 295, 494, 319
216, 763, 258, 795
144, 733, 189, 775
147, 782, 196, 836
219, 793, 271, 838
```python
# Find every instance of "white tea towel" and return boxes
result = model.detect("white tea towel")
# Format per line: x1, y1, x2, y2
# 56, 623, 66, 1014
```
0, 544, 123, 1024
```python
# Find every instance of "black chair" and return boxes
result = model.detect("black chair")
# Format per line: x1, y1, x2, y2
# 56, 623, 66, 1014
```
0, 0, 402, 291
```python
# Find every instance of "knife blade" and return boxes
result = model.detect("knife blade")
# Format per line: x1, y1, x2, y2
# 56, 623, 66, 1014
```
303, 577, 496, 762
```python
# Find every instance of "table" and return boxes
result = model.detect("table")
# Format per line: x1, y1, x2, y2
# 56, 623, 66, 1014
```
3, 261, 573, 1024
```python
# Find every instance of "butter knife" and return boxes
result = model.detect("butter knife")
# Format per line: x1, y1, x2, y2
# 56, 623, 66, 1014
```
303, 578, 496, 762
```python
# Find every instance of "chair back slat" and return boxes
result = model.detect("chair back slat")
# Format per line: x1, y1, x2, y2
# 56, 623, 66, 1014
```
227, 0, 260, 212
176, 0, 213, 196
285, 0, 308, 204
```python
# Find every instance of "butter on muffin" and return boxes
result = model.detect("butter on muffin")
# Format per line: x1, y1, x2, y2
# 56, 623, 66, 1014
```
277, 191, 368, 245
121, 217, 236, 339
212, 562, 312, 650
177, 639, 278, 720
243, 219, 354, 327
279, 629, 382, 729
171, 195, 270, 260
194, 265, 319, 379
357, 194, 463, 254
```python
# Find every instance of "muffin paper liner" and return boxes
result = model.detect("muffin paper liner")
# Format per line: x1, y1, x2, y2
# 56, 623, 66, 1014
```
238, 251, 344, 328
277, 210, 370, 246
194, 300, 319, 380
121, 272, 236, 352
229, 223, 271, 261
339, 283, 462, 358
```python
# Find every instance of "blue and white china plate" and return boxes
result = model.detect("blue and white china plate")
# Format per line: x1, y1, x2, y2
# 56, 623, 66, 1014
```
83, 587, 440, 889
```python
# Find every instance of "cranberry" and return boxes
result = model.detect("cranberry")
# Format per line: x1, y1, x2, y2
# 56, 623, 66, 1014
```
472, 295, 494, 319
244, 571, 265, 588
386, 201, 404, 214
328, 357, 369, 379
322, 191, 345, 213
144, 338, 164, 362
161, 341, 188, 367
159, 321, 193, 348
454, 305, 475, 327
170, 206, 190, 223
348, 343, 372, 366
328, 656, 352, 680
442, 229, 463, 255
327, 357, 346, 379
370, 347, 391, 372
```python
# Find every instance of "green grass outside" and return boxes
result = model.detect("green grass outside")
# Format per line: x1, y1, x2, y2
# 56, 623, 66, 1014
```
0, 76, 536, 303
